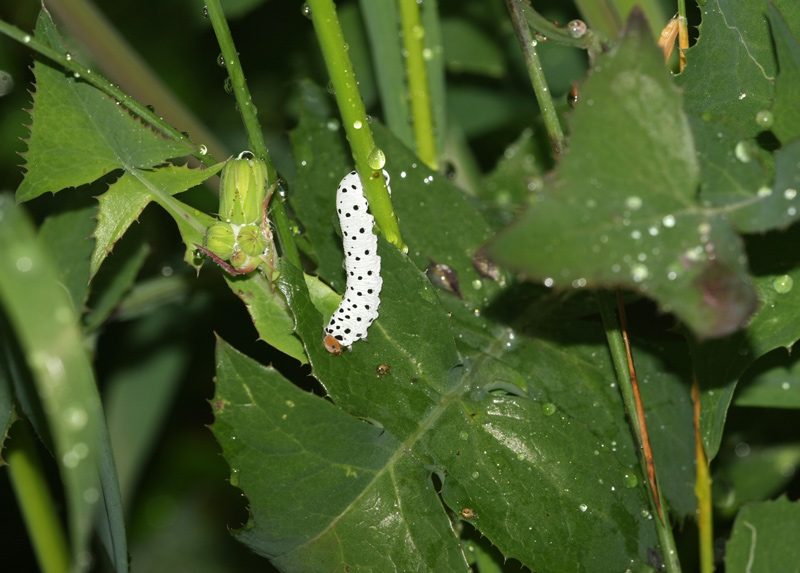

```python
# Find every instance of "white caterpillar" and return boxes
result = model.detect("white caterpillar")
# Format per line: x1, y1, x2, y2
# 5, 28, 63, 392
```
323, 170, 390, 355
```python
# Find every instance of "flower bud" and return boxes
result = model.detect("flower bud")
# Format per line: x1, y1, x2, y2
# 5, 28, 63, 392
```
218, 153, 269, 225
237, 223, 269, 257
204, 222, 235, 259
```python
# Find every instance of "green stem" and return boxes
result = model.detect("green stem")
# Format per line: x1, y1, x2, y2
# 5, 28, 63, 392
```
506, 0, 565, 159
203, 0, 301, 268
0, 11, 216, 168
7, 422, 70, 573
398, 0, 438, 169
595, 290, 682, 573
574, 0, 622, 40
43, 0, 229, 162
307, 0, 407, 253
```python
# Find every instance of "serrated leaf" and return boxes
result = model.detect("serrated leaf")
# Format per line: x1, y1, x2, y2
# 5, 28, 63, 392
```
223, 272, 307, 364
769, 3, 800, 143
17, 10, 193, 202
490, 13, 757, 339
263, 248, 660, 570
725, 498, 800, 572
688, 224, 800, 459
676, 1, 800, 138
92, 163, 222, 277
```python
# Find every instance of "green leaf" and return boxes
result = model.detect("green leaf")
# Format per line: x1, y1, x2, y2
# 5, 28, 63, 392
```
676, 1, 800, 138
0, 328, 17, 460
223, 272, 307, 364
735, 348, 800, 408
490, 13, 757, 339
0, 194, 101, 564
441, 18, 505, 77
16, 10, 193, 202
37, 201, 97, 313
92, 163, 222, 277
688, 224, 800, 459
263, 248, 660, 569
769, 3, 800, 144
725, 497, 800, 572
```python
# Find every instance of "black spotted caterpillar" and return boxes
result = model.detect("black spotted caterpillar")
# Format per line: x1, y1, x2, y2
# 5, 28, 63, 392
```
323, 170, 390, 354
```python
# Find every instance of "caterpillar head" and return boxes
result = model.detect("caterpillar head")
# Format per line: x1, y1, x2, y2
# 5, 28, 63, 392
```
324, 334, 343, 355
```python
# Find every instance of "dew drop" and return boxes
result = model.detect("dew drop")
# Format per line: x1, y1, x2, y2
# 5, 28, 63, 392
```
202, 5, 209, 18
223, 77, 234, 94
757, 186, 772, 198
459, 431, 469, 440
65, 52, 73, 61
622, 472, 639, 488
16, 256, 33, 272
367, 147, 386, 170
579, 504, 588, 512
755, 110, 774, 128
784, 188, 797, 200
301, 2, 312, 18
625, 196, 642, 210
353, 120, 363, 130
541, 403, 556, 416
198, 144, 208, 155
773, 274, 793, 294
23, 35, 31, 43
631, 264, 649, 282
735, 141, 752, 163
567, 19, 587, 38
662, 214, 676, 228
326, 81, 335, 94
217, 53, 226, 68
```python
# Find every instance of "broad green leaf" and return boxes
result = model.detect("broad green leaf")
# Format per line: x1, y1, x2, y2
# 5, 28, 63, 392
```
83, 230, 150, 332
490, 13, 757, 339
714, 440, 800, 517
769, 3, 800, 144
0, 194, 101, 566
735, 348, 800, 409
92, 163, 222, 277
37, 201, 96, 312
265, 249, 660, 570
17, 9, 193, 202
676, 1, 800, 138
223, 272, 307, 364
688, 224, 800, 459
441, 18, 505, 77
0, 327, 16, 459
725, 497, 800, 572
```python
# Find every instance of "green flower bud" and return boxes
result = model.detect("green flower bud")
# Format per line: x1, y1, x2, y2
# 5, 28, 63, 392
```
237, 224, 269, 257
218, 152, 269, 225
230, 248, 260, 273
204, 222, 235, 259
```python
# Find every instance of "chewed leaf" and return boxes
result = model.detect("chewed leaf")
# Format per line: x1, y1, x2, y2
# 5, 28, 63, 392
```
92, 163, 222, 278
490, 12, 757, 339
16, 9, 193, 203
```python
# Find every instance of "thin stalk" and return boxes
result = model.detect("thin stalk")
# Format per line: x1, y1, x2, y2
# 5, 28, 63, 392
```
692, 380, 714, 573
677, 0, 689, 71
44, 0, 228, 161
595, 290, 682, 573
307, 0, 406, 253
505, 0, 564, 160
0, 11, 216, 168
397, 0, 437, 170
204, 0, 301, 268
574, 0, 622, 40
7, 422, 70, 573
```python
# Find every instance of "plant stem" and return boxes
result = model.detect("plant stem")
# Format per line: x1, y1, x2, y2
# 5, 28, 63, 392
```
204, 0, 301, 268
398, 0, 438, 170
505, 0, 564, 160
0, 11, 215, 168
692, 379, 714, 573
595, 290, 682, 573
677, 0, 689, 71
574, 0, 622, 40
307, 0, 406, 253
7, 422, 70, 573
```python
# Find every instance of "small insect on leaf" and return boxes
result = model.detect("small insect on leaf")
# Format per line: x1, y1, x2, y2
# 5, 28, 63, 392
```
376, 364, 389, 375
657, 16, 680, 64
460, 507, 475, 519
